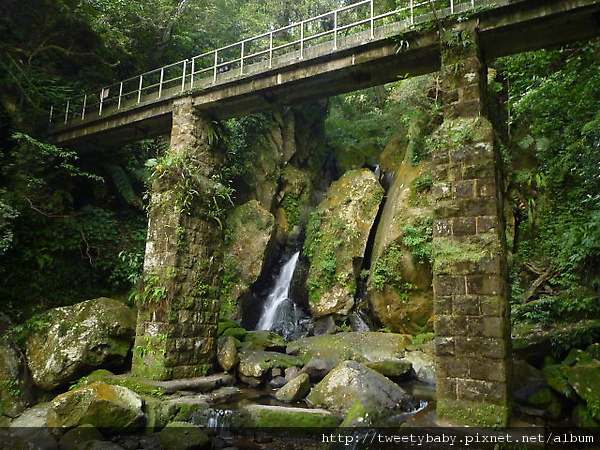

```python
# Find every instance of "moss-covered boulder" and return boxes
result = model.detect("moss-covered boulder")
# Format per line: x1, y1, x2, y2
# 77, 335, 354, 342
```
305, 169, 384, 317
287, 332, 411, 374
220, 201, 276, 319
159, 421, 210, 450
275, 373, 311, 403
217, 336, 239, 372
25, 298, 136, 390
47, 381, 144, 430
402, 350, 435, 385
306, 360, 413, 414
367, 149, 434, 335
8, 402, 58, 449
238, 351, 304, 381
0, 316, 32, 423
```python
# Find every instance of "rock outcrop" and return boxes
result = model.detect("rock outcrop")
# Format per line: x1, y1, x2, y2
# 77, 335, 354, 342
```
305, 169, 384, 318
25, 297, 136, 390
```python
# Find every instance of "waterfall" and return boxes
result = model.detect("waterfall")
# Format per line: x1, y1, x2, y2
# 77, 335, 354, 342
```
256, 252, 300, 333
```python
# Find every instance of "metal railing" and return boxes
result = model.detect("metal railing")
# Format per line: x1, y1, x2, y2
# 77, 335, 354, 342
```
49, 0, 477, 126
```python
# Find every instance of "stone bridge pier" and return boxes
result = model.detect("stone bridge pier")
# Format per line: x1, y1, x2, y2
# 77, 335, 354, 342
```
432, 22, 511, 426
131, 97, 223, 380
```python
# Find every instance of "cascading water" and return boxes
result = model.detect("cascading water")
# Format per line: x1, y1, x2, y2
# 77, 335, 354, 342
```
254, 251, 311, 340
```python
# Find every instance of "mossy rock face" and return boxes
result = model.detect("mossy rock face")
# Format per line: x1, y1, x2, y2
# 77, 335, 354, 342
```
25, 298, 136, 390
221, 201, 276, 319
217, 320, 242, 337
367, 149, 434, 335
238, 351, 304, 379
47, 381, 144, 430
242, 330, 286, 351
306, 360, 413, 414
159, 421, 210, 450
287, 332, 412, 374
221, 327, 248, 340
305, 169, 384, 317
0, 337, 32, 421
562, 361, 600, 420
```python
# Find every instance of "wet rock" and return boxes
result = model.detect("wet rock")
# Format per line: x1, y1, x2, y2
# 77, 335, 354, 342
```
403, 350, 435, 385
284, 367, 302, 381
275, 373, 311, 403
306, 169, 384, 317
47, 381, 144, 430
208, 386, 242, 404
269, 376, 287, 389
141, 374, 236, 394
25, 298, 136, 390
221, 327, 248, 341
306, 360, 413, 414
159, 421, 210, 450
218, 336, 240, 372
0, 432, 40, 450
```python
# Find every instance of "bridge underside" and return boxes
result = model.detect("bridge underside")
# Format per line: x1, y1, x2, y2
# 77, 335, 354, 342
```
49, 0, 600, 150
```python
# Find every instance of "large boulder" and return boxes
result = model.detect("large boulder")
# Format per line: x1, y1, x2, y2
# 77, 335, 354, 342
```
25, 298, 136, 390
275, 373, 311, 403
287, 332, 411, 374
306, 360, 413, 414
367, 148, 434, 335
9, 403, 58, 449
47, 381, 144, 430
305, 169, 383, 317
0, 314, 32, 423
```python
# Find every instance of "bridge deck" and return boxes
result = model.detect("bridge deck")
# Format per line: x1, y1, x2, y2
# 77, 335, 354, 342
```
48, 0, 600, 149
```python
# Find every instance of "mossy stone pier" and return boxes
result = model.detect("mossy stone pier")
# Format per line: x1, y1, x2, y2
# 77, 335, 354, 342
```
432, 24, 511, 426
131, 97, 223, 380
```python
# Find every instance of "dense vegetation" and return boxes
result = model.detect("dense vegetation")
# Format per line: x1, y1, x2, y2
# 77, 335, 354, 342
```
0, 0, 598, 342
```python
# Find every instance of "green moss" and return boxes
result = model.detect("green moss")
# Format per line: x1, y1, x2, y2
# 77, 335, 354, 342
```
437, 399, 509, 427
241, 405, 342, 428
432, 234, 497, 273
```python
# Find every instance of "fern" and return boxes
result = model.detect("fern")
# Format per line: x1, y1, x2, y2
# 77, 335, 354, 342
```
105, 164, 135, 204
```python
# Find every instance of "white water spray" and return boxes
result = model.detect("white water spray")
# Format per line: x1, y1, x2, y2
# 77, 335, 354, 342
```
256, 252, 300, 332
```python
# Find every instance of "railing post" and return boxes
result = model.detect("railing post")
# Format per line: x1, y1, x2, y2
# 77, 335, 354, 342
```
99, 89, 104, 116
240, 41, 245, 75
213, 51, 218, 83
158, 67, 164, 98
269, 32, 273, 68
471, 0, 475, 7
181, 60, 187, 92
82, 94, 87, 120
410, 0, 414, 25
49, 106, 54, 124
451, 0, 454, 14
191, 58, 195, 89
65, 100, 70, 124
300, 21, 304, 59
118, 82, 123, 109
137, 75, 143, 103
333, 10, 338, 50
370, 0, 374, 39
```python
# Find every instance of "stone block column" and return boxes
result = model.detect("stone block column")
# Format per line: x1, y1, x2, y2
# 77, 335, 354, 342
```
131, 97, 223, 380
432, 23, 511, 426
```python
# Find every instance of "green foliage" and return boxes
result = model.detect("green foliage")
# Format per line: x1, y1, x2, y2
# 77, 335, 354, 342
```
402, 217, 433, 265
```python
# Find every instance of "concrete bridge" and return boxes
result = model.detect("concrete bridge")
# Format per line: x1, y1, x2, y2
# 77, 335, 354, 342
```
49, 0, 600, 427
